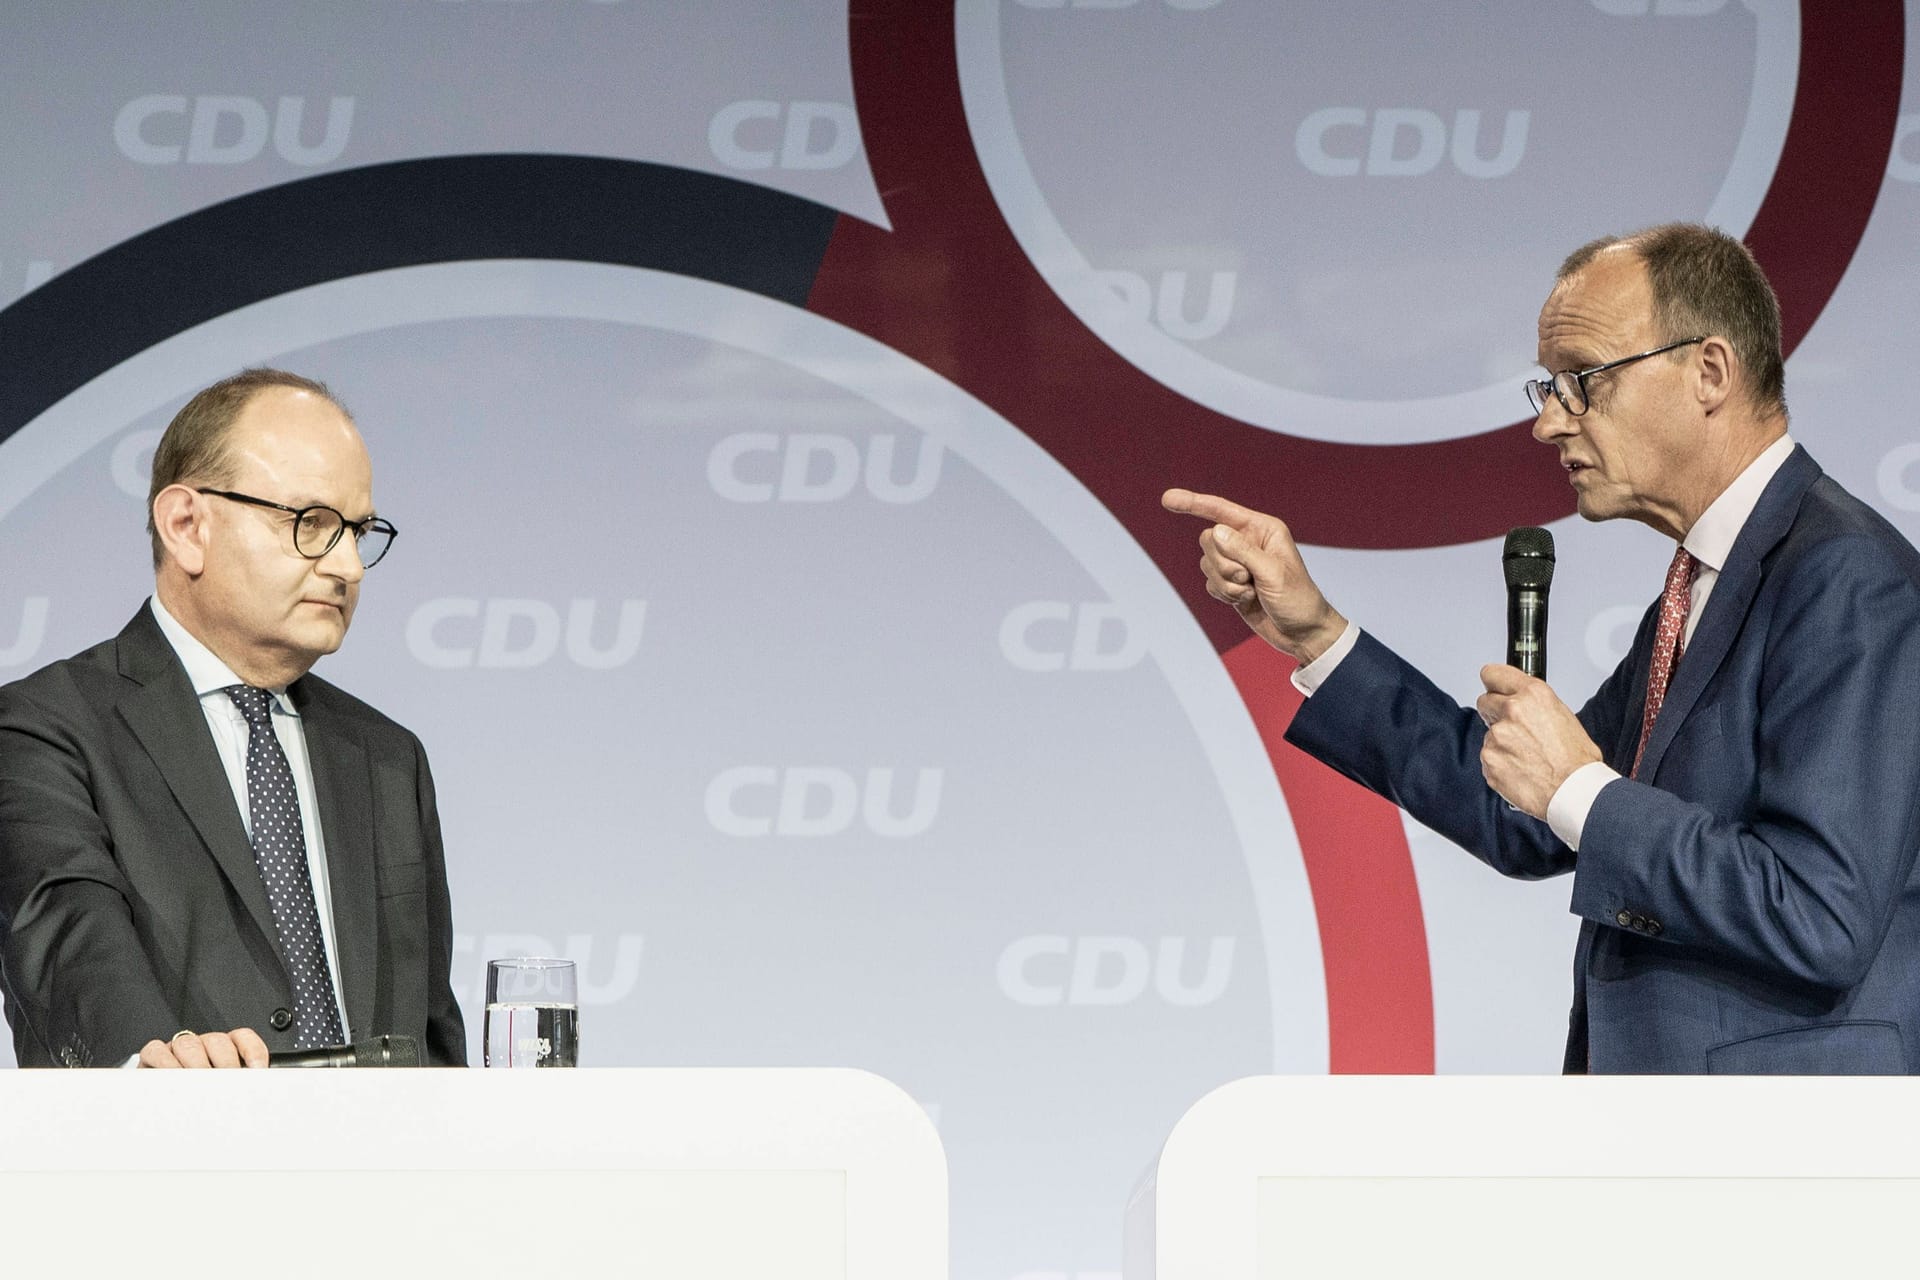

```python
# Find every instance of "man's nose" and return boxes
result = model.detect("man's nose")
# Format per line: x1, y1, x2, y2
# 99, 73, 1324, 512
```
1532, 401, 1574, 444
317, 535, 365, 583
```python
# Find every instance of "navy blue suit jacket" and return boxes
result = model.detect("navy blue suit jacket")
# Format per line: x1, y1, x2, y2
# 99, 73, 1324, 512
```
1288, 447, 1920, 1073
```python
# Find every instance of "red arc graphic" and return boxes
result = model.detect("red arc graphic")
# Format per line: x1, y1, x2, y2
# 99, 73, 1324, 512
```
808, 3, 1902, 1071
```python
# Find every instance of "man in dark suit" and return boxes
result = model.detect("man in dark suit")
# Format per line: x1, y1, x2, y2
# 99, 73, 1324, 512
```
0, 369, 464, 1067
1166, 224, 1920, 1073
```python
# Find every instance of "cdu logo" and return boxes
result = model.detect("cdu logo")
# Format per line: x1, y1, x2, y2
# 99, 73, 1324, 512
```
1012, 0, 1223, 8
997, 936, 1236, 1007
450, 933, 644, 1005
1590, 0, 1730, 12
406, 598, 646, 670
1584, 605, 1647, 674
1295, 108, 1530, 178
1890, 115, 1920, 184
708, 100, 863, 171
1096, 270, 1235, 341
5, 259, 54, 303
0, 598, 50, 669
1876, 443, 1920, 513
705, 766, 945, 838
114, 95, 355, 166
708, 433, 943, 504
998, 603, 1145, 672
110, 429, 164, 500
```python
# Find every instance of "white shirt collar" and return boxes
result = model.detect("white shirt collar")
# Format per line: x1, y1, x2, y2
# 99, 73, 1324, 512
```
148, 594, 298, 714
1681, 433, 1795, 573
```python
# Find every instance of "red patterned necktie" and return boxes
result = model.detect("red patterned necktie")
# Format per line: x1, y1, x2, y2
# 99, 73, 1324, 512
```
1630, 546, 1699, 778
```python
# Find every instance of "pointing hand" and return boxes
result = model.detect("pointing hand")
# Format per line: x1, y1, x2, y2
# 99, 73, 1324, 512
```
1162, 489, 1348, 664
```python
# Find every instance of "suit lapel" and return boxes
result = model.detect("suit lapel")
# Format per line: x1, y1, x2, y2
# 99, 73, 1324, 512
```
1637, 446, 1818, 781
297, 686, 379, 1039
114, 609, 282, 956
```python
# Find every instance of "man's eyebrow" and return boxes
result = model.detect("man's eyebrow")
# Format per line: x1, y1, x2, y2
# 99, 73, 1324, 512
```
1542, 348, 1601, 372
286, 496, 379, 521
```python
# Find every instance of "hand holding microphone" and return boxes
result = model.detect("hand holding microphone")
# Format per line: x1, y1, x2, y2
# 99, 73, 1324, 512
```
1478, 527, 1602, 817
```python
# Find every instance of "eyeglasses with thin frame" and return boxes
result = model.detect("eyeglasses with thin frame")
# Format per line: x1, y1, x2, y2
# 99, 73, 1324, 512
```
1524, 336, 1705, 417
195, 488, 398, 568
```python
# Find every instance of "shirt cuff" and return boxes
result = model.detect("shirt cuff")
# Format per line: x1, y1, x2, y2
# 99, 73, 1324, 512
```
1289, 622, 1361, 696
1546, 761, 1620, 851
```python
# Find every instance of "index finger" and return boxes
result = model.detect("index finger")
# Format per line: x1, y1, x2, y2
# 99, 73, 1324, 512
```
1162, 488, 1264, 529
228, 1027, 270, 1069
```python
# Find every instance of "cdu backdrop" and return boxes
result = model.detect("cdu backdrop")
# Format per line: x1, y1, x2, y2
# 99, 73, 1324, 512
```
2, 3, 1917, 1278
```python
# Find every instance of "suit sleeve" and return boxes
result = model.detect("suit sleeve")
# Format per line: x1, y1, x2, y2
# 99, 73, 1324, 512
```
1571, 534, 1920, 993
412, 738, 468, 1066
0, 680, 178, 1066
1284, 627, 1644, 882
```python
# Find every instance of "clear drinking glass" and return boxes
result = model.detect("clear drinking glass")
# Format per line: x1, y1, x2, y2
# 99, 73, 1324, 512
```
483, 957, 579, 1067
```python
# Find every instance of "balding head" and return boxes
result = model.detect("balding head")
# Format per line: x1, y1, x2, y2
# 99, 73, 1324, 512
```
146, 369, 352, 569
1559, 224, 1786, 421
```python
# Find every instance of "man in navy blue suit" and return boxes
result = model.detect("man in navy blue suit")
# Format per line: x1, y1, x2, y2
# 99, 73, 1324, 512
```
1166, 223, 1920, 1073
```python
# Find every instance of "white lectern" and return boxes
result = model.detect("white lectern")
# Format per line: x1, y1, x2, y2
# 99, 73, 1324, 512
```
1132, 1075, 1920, 1280
2, 1067, 946, 1279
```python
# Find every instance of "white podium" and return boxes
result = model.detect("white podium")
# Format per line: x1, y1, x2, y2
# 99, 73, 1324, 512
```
1131, 1075, 1920, 1280
1, 1067, 946, 1279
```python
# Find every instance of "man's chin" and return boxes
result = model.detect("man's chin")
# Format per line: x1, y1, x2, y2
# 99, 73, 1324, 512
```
293, 614, 350, 656
1572, 491, 1618, 523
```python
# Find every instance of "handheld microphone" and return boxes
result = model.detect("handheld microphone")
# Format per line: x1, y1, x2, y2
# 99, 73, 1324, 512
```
1503, 527, 1555, 678
267, 1034, 420, 1068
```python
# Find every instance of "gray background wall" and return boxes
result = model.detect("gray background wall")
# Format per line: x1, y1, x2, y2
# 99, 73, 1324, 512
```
4, 4, 1917, 1278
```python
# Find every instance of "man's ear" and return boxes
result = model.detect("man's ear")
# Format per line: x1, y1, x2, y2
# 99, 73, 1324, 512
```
152, 485, 207, 576
1694, 335, 1736, 414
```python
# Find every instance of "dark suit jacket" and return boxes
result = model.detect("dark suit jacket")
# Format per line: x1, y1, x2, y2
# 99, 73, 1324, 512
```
1288, 447, 1920, 1073
0, 604, 465, 1067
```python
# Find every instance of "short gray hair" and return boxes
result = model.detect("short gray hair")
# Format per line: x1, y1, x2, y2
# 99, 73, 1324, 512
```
1560, 223, 1786, 418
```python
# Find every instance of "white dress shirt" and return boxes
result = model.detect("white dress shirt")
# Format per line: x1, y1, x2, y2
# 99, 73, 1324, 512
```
148, 594, 352, 1035
1293, 433, 1797, 852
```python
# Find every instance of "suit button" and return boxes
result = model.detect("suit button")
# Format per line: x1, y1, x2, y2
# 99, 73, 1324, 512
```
1615, 910, 1633, 928
1646, 919, 1663, 937
270, 1008, 294, 1031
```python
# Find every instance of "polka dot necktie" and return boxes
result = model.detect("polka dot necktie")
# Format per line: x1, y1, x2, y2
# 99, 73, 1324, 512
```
225, 685, 345, 1049
1630, 546, 1699, 779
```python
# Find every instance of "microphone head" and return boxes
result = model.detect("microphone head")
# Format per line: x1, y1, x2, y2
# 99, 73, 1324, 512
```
1502, 526, 1556, 589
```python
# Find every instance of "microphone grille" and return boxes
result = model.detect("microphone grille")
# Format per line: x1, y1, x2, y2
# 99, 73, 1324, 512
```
1502, 526, 1556, 589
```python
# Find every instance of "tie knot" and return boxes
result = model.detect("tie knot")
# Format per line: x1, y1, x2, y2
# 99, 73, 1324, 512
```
224, 684, 276, 728
1665, 546, 1699, 595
